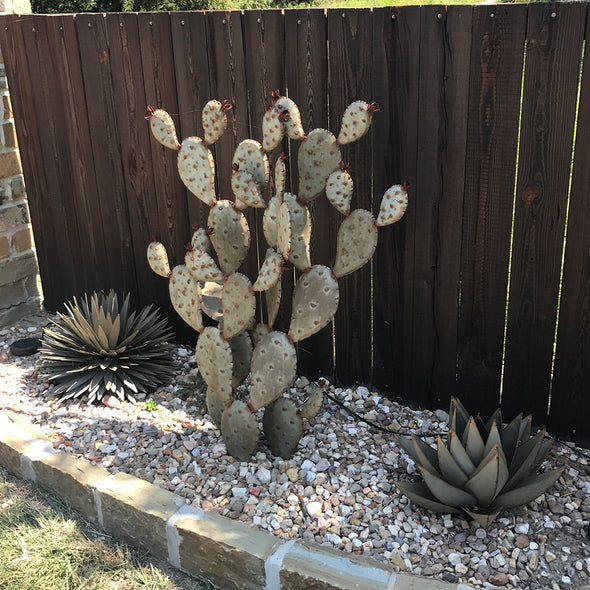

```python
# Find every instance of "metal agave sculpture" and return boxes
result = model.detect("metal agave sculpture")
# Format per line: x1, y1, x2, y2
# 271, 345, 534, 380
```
40, 291, 174, 404
394, 398, 563, 527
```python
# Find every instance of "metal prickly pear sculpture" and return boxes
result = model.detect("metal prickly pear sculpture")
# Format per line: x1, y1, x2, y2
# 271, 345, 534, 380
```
146, 95, 407, 461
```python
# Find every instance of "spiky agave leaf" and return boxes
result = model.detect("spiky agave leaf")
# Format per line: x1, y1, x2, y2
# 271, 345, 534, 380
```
40, 291, 174, 404
394, 399, 563, 526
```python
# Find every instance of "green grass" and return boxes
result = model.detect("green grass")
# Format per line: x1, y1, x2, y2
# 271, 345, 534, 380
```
0, 468, 217, 590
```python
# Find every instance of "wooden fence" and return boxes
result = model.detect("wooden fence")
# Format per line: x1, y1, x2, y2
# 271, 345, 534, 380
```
1, 3, 589, 442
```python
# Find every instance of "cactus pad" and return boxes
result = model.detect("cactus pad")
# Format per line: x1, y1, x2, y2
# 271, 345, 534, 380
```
199, 280, 223, 321
266, 277, 282, 329
232, 139, 269, 188
274, 156, 286, 200
191, 227, 212, 254
208, 200, 251, 275
251, 322, 271, 347
332, 209, 378, 278
229, 330, 253, 388
202, 100, 229, 145
221, 401, 259, 461
195, 326, 233, 402
300, 386, 324, 420
222, 273, 255, 339
263, 397, 303, 459
206, 386, 226, 428
169, 265, 202, 332
277, 201, 292, 260
249, 331, 297, 411
274, 97, 305, 141
337, 101, 374, 145
231, 170, 265, 209
149, 108, 179, 150
376, 184, 409, 226
326, 170, 354, 215
263, 196, 280, 248
263, 107, 284, 152
147, 241, 171, 278
185, 250, 225, 282
298, 129, 341, 202
283, 193, 311, 271
253, 248, 283, 291
288, 265, 339, 342
178, 137, 216, 206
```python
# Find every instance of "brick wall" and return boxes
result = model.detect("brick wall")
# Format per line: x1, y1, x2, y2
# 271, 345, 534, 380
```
0, 0, 42, 326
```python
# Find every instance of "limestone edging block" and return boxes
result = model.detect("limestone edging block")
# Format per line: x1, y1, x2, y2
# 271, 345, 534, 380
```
32, 451, 110, 523
0, 411, 40, 476
97, 471, 182, 560
279, 540, 391, 590
175, 509, 281, 590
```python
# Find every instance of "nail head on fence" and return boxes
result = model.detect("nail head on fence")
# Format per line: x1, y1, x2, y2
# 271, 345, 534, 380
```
437, 13, 442, 20
181, 20, 185, 25
297, 19, 301, 24
551, 12, 556, 18
490, 13, 495, 18
222, 19, 226, 24
342, 12, 345, 18
257, 18, 261, 23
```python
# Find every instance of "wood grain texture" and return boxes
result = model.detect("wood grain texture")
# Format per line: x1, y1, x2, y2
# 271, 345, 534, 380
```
549, 5, 590, 442
371, 6, 420, 397
456, 4, 527, 419
328, 8, 373, 385
430, 6, 473, 409
501, 2, 586, 423
285, 8, 333, 378
105, 13, 167, 314
170, 11, 211, 229
0, 16, 64, 309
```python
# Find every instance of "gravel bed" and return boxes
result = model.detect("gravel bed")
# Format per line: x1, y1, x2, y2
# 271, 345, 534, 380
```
1, 311, 589, 590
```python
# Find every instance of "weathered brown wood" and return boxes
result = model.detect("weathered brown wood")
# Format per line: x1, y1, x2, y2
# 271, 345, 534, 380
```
431, 5, 473, 408
550, 5, 590, 442
0, 15, 63, 310
170, 11, 211, 230
21, 16, 84, 308
407, 5, 448, 409
138, 13, 189, 264
105, 13, 167, 314
328, 8, 373, 386
456, 4, 527, 419
502, 2, 586, 422
285, 8, 333, 379
205, 11, 249, 201
371, 6, 421, 397
242, 9, 285, 318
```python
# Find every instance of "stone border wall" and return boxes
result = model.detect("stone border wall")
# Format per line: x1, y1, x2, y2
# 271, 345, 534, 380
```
0, 409, 475, 590
0, 0, 42, 327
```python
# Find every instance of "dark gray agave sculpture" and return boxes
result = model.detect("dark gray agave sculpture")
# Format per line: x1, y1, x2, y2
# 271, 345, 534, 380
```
394, 398, 563, 527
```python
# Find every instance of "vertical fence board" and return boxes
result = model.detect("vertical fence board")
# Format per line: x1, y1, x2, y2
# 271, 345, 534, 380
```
75, 14, 136, 301
410, 6, 447, 408
501, 2, 585, 423
242, 10, 285, 314
45, 17, 114, 297
284, 8, 333, 378
205, 11, 249, 201
105, 13, 169, 318
170, 11, 211, 230
138, 13, 188, 264
0, 16, 63, 310
456, 4, 527, 418
550, 5, 590, 443
371, 6, 420, 397
430, 6, 473, 408
328, 8, 373, 385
